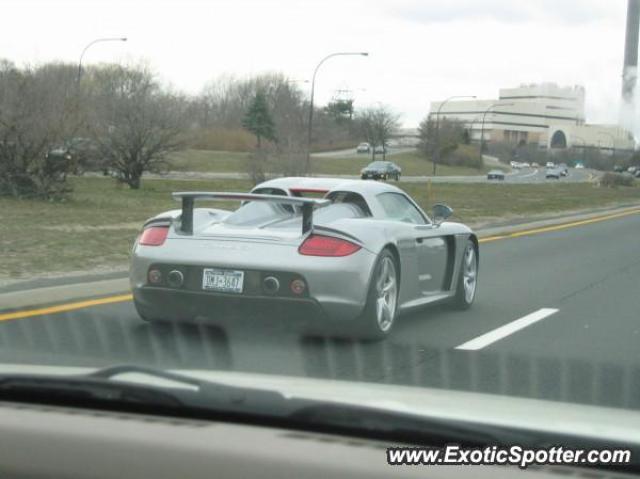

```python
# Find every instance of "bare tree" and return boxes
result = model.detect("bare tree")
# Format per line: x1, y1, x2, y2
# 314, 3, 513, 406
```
0, 61, 78, 199
355, 106, 400, 160
417, 117, 466, 162
85, 64, 188, 189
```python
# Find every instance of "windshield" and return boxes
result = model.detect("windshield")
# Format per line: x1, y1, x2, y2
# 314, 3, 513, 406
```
2, 0, 640, 470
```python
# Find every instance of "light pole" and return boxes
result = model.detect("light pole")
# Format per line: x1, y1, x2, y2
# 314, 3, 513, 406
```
305, 51, 368, 174
77, 37, 127, 82
432, 95, 476, 176
479, 102, 514, 161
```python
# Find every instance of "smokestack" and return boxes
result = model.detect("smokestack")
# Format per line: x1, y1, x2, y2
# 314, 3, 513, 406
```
621, 0, 640, 132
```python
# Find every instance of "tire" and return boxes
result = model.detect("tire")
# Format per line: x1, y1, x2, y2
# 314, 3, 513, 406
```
354, 249, 399, 340
452, 240, 478, 310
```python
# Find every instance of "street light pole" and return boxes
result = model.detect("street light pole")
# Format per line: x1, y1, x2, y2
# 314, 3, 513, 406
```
77, 37, 127, 83
305, 51, 368, 175
432, 95, 475, 176
479, 102, 514, 162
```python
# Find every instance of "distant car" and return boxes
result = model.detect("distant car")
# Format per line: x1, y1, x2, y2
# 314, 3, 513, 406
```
546, 162, 555, 168
373, 144, 388, 155
575, 162, 585, 169
46, 137, 101, 174
531, 162, 540, 168
614, 165, 624, 173
356, 142, 370, 154
521, 162, 531, 168
487, 169, 505, 181
361, 161, 402, 181
628, 166, 638, 174
635, 169, 640, 178
545, 168, 561, 179
510, 161, 523, 169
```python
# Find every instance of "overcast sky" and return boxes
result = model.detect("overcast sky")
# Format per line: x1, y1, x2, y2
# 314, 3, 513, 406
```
0, 0, 630, 127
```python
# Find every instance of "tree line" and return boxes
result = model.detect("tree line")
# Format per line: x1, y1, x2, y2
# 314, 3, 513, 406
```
0, 60, 405, 198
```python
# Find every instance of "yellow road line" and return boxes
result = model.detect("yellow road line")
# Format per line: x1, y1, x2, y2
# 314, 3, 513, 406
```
3, 207, 640, 322
0, 294, 133, 322
479, 208, 640, 243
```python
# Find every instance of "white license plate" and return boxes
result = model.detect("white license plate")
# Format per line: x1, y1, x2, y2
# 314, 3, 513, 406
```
202, 268, 244, 293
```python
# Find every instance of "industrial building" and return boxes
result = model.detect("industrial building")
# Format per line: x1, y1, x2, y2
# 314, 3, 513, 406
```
429, 83, 635, 154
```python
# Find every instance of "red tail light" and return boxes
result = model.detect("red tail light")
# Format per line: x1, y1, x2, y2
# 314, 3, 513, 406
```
139, 226, 169, 246
298, 234, 361, 257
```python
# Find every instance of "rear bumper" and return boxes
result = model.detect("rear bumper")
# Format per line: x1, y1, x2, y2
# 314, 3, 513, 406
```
130, 240, 378, 322
133, 286, 327, 322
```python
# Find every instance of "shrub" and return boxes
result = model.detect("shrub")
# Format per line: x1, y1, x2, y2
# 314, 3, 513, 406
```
599, 172, 635, 188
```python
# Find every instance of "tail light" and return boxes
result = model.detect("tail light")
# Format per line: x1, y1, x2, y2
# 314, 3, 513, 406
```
139, 226, 169, 246
298, 234, 361, 257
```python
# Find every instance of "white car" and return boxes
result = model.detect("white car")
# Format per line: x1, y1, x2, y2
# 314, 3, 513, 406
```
356, 142, 370, 154
546, 162, 555, 168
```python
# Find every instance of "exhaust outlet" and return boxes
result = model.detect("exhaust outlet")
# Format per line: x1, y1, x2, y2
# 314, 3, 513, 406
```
263, 276, 280, 294
167, 270, 184, 288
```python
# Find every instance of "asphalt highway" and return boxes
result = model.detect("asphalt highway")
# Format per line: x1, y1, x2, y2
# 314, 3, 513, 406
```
0, 211, 639, 411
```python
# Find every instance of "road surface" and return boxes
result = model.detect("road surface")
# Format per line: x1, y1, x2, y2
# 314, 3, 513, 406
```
0, 210, 638, 411
145, 166, 597, 184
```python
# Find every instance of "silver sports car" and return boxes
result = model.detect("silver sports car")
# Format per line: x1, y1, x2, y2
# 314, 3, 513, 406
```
130, 177, 479, 339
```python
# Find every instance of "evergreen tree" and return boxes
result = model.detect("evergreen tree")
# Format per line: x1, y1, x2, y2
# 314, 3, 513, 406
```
241, 90, 276, 148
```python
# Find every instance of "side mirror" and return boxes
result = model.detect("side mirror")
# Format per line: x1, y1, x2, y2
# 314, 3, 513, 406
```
432, 204, 453, 225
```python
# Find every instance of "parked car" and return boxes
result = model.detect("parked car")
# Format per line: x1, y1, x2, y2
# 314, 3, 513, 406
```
46, 137, 101, 174
531, 162, 540, 168
546, 161, 555, 168
356, 142, 370, 154
614, 165, 624, 173
635, 169, 640, 178
628, 166, 638, 174
130, 177, 478, 340
487, 169, 505, 181
361, 161, 402, 181
575, 162, 585, 169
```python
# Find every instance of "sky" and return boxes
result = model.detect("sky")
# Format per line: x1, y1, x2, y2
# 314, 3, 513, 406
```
0, 0, 631, 127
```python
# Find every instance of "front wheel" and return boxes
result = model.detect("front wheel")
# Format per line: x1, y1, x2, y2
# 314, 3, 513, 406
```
452, 240, 478, 310
355, 249, 399, 340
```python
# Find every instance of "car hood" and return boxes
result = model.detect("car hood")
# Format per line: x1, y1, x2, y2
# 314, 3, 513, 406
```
0, 364, 638, 444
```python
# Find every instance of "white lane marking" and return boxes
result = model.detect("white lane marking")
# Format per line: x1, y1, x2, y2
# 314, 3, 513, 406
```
455, 308, 559, 351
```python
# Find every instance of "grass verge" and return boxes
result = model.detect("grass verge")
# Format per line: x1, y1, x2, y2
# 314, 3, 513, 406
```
1, 177, 638, 279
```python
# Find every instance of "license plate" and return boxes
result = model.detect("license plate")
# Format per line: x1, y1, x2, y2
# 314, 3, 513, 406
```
202, 268, 244, 293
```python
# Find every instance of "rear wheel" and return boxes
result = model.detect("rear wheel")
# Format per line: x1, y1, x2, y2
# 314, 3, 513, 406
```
355, 250, 399, 340
452, 240, 478, 310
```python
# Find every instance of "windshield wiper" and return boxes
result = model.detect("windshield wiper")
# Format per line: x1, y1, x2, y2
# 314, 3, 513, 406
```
0, 364, 296, 419
0, 365, 532, 447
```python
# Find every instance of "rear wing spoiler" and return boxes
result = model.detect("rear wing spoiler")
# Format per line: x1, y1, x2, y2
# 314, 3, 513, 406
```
172, 192, 331, 235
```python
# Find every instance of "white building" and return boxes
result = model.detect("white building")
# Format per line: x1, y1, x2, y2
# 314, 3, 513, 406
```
429, 83, 635, 153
